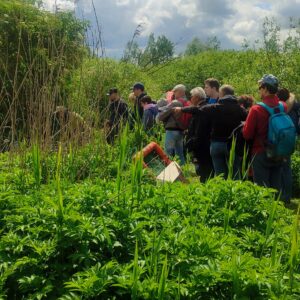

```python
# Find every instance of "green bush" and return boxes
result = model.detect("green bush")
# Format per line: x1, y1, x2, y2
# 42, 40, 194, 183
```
292, 151, 300, 198
0, 150, 299, 299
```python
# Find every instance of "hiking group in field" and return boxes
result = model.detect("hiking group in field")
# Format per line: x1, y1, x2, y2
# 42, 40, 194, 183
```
105, 74, 299, 204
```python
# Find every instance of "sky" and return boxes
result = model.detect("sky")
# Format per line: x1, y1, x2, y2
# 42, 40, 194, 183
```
42, 0, 300, 58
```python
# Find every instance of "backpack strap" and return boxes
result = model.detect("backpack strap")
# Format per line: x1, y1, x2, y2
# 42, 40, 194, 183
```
257, 102, 284, 115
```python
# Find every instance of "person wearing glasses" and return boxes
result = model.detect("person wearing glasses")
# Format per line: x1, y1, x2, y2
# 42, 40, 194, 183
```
243, 74, 288, 193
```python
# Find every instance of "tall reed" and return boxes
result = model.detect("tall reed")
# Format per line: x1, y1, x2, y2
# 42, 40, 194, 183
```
228, 137, 236, 180
56, 144, 64, 222
132, 240, 139, 300
116, 124, 129, 206
289, 203, 299, 290
31, 141, 41, 189
158, 255, 168, 300
130, 150, 143, 211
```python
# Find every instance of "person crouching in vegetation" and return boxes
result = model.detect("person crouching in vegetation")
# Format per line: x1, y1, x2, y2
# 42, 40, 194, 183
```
105, 88, 129, 144
243, 75, 290, 198
157, 84, 191, 165
140, 96, 158, 134
201, 85, 247, 179
277, 88, 300, 203
173, 87, 213, 182
238, 95, 255, 112
51, 106, 91, 146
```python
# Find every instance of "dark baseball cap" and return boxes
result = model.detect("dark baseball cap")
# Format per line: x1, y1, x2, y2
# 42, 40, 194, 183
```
106, 88, 118, 96
258, 74, 279, 88
132, 82, 144, 91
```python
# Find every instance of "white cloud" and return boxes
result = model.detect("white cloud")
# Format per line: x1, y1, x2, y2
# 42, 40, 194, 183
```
42, 0, 75, 11
42, 0, 300, 57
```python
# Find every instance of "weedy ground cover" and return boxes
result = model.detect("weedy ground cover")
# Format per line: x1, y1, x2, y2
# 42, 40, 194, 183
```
0, 136, 299, 299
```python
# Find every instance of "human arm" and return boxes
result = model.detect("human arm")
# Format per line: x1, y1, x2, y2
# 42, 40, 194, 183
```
242, 107, 257, 140
181, 106, 199, 114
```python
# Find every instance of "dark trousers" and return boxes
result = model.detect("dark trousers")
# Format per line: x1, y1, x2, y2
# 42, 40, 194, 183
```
252, 152, 283, 194
210, 141, 240, 179
194, 155, 214, 183
281, 157, 292, 203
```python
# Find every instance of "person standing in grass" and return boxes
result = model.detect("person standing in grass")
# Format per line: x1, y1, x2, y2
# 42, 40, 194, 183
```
132, 82, 147, 120
201, 85, 247, 178
243, 75, 289, 196
277, 88, 300, 203
173, 87, 213, 182
238, 95, 255, 112
105, 88, 129, 144
204, 78, 220, 104
140, 96, 158, 134
158, 84, 191, 165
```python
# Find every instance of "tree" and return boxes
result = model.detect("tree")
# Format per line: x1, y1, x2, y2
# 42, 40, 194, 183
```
184, 37, 207, 56
184, 36, 221, 56
122, 40, 142, 65
0, 0, 88, 147
122, 33, 174, 68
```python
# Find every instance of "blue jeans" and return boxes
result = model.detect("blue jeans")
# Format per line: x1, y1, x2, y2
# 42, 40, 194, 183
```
252, 152, 283, 194
165, 130, 185, 165
210, 141, 240, 179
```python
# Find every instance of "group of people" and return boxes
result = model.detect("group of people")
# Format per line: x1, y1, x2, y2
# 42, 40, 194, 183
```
105, 75, 300, 204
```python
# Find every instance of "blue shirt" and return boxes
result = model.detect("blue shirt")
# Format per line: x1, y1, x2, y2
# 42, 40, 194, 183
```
208, 98, 218, 104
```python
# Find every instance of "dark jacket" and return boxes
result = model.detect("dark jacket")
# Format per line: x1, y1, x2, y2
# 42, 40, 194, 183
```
157, 100, 184, 130
106, 99, 129, 144
286, 94, 300, 134
181, 101, 211, 158
135, 92, 147, 120
201, 95, 247, 142
108, 99, 128, 127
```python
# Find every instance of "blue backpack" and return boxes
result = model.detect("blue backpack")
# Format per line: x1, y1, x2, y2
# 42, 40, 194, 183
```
258, 102, 296, 159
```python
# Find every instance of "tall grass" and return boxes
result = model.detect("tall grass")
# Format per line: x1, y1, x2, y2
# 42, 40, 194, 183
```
56, 144, 64, 222
132, 240, 139, 300
130, 149, 143, 211
116, 125, 129, 206
228, 137, 236, 180
289, 203, 300, 290
158, 255, 168, 300
31, 142, 41, 188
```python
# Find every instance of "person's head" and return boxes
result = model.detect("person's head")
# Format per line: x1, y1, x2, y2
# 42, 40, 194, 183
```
238, 95, 255, 111
107, 88, 119, 101
128, 92, 136, 104
140, 95, 152, 108
219, 84, 234, 98
132, 82, 145, 97
172, 84, 186, 99
258, 74, 279, 98
277, 88, 290, 102
157, 98, 168, 110
204, 78, 220, 98
190, 87, 206, 106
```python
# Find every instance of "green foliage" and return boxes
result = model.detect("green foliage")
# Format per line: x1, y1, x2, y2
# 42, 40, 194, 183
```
123, 33, 174, 68
291, 151, 300, 197
0, 0, 87, 146
68, 58, 162, 123
0, 147, 299, 298
184, 36, 221, 56
151, 49, 300, 97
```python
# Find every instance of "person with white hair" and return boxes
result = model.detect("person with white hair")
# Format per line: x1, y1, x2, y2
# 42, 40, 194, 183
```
173, 87, 213, 181
157, 84, 191, 165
